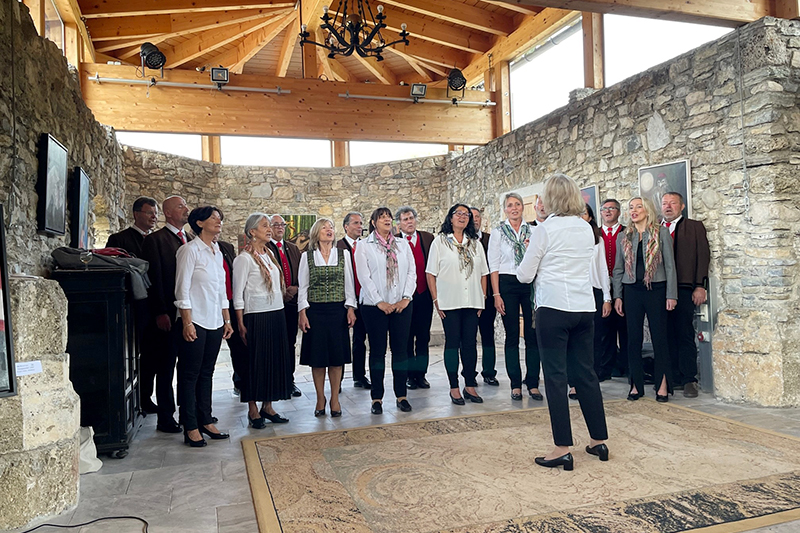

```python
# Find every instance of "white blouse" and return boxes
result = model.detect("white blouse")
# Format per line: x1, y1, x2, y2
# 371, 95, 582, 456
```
590, 240, 612, 301
516, 215, 595, 313
354, 233, 416, 306
298, 248, 358, 311
488, 220, 534, 275
232, 251, 284, 314
425, 234, 489, 311
174, 237, 228, 330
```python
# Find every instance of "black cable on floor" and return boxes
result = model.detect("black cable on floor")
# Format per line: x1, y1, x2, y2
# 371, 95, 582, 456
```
20, 515, 149, 532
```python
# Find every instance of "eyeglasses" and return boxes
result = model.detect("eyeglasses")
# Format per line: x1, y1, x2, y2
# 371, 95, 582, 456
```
600, 207, 619, 212
271, 223, 286, 228
453, 211, 470, 218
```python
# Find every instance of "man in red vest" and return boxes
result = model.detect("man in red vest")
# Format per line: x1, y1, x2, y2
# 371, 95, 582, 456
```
395, 206, 435, 389
597, 198, 628, 380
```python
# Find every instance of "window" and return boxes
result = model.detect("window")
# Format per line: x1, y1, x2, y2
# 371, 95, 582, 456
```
220, 137, 332, 167
116, 132, 203, 160
44, 0, 64, 54
349, 142, 448, 166
605, 15, 732, 87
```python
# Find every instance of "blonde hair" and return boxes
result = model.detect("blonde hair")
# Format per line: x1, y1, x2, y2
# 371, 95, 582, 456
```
307, 218, 335, 251
503, 192, 524, 208
623, 196, 662, 287
542, 173, 585, 216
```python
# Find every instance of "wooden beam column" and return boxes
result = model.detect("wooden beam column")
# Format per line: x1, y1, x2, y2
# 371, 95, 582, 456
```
582, 12, 604, 89
494, 60, 511, 138
775, 0, 800, 19
65, 23, 83, 70
201, 135, 222, 164
332, 141, 350, 167
302, 42, 318, 79
23, 0, 46, 37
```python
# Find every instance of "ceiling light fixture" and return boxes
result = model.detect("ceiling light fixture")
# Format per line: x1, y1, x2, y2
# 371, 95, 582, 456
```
447, 68, 467, 103
140, 42, 166, 76
300, 1, 409, 62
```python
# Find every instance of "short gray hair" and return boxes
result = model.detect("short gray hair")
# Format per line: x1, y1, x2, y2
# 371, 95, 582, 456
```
243, 212, 269, 241
394, 206, 417, 222
503, 192, 524, 207
343, 212, 363, 227
308, 218, 335, 251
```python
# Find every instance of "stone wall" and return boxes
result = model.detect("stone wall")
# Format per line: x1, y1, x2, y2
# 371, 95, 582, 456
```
446, 17, 800, 407
0, 0, 126, 276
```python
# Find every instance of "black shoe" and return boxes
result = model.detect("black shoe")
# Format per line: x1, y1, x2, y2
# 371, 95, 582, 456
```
417, 377, 430, 389
199, 426, 230, 440
656, 393, 669, 403
450, 392, 465, 405
396, 399, 412, 412
568, 391, 578, 400
597, 374, 612, 383
463, 388, 483, 403
529, 390, 544, 401
683, 382, 699, 398
211, 417, 218, 423
141, 400, 158, 414
354, 377, 372, 389
371, 401, 383, 414
483, 376, 500, 386
511, 391, 523, 401
183, 431, 207, 448
535, 453, 573, 471
585, 443, 609, 461
314, 398, 326, 417
406, 377, 418, 390
260, 410, 289, 424
627, 391, 643, 401
292, 384, 302, 397
248, 415, 267, 429
157, 420, 182, 433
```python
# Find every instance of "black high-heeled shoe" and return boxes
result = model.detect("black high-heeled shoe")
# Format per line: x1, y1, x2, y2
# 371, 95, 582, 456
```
330, 402, 342, 417
184, 430, 207, 448
656, 393, 669, 403
260, 410, 289, 424
627, 389, 643, 401
199, 425, 230, 440
535, 452, 574, 471
529, 390, 544, 401
463, 388, 483, 403
585, 443, 609, 461
315, 398, 327, 417
450, 392, 465, 405
248, 415, 267, 429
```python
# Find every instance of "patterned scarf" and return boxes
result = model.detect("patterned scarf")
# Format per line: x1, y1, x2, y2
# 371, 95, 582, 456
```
373, 231, 399, 289
622, 223, 662, 289
499, 221, 531, 266
442, 234, 476, 279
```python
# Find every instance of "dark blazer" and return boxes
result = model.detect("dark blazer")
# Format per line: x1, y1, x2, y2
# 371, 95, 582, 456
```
106, 227, 146, 258
140, 227, 189, 320
267, 239, 301, 304
671, 218, 710, 290
218, 240, 236, 273
336, 237, 354, 253
479, 231, 491, 256
415, 230, 435, 262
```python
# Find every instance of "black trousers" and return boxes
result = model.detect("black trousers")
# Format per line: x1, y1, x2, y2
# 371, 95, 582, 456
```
350, 307, 368, 381
668, 287, 699, 386
537, 307, 608, 447
225, 299, 248, 392
134, 298, 156, 405
143, 318, 179, 425
478, 296, 497, 378
407, 290, 433, 379
284, 301, 299, 377
362, 303, 413, 401
441, 308, 480, 388
624, 282, 672, 395
176, 320, 224, 431
498, 274, 540, 390
591, 288, 606, 378
595, 287, 628, 378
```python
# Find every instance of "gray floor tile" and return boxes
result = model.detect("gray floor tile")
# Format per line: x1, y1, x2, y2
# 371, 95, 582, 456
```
170, 476, 251, 513
70, 488, 172, 524
79, 471, 132, 498
127, 463, 222, 494
217, 503, 259, 533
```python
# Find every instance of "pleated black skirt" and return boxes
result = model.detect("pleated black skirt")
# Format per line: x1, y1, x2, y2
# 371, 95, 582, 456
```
299, 301, 352, 368
241, 310, 293, 403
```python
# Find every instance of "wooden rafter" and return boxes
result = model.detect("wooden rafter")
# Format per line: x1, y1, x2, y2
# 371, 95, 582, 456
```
413, 58, 447, 77
372, 29, 471, 68
208, 13, 297, 74
53, 0, 96, 61
97, 37, 158, 54
380, 9, 493, 54
491, 0, 771, 27
387, 47, 432, 81
275, 17, 299, 77
80, 0, 295, 18
480, 0, 539, 15
312, 28, 355, 82
381, 0, 515, 36
354, 55, 397, 85
300, 0, 328, 31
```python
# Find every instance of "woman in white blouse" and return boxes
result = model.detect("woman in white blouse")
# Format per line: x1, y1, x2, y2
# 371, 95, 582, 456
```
354, 207, 416, 415
298, 218, 357, 418
232, 213, 292, 429
175, 206, 234, 448
426, 204, 489, 405
517, 174, 609, 471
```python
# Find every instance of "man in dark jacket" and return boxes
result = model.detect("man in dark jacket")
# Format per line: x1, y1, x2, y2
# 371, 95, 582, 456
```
337, 212, 370, 389
105, 196, 158, 257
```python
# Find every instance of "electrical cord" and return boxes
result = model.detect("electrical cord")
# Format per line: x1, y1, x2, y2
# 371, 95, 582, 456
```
21, 516, 149, 532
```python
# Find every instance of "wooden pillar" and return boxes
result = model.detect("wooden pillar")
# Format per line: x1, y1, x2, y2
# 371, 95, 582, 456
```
302, 43, 318, 79
448, 144, 464, 154
64, 23, 82, 70
332, 141, 350, 167
775, 0, 800, 19
483, 69, 495, 93
201, 135, 222, 164
493, 60, 511, 138
23, 0, 46, 37
582, 12, 605, 89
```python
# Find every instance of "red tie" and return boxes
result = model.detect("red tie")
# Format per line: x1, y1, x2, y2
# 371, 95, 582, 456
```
665, 221, 672, 229
607, 228, 612, 237
406, 235, 412, 242
276, 242, 291, 286
351, 241, 361, 297
177, 230, 186, 244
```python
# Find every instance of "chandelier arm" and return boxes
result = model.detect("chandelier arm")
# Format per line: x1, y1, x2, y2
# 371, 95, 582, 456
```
381, 36, 410, 48
360, 22, 386, 48
324, 24, 352, 49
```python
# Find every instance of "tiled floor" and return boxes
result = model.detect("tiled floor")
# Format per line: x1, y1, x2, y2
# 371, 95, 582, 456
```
14, 338, 800, 533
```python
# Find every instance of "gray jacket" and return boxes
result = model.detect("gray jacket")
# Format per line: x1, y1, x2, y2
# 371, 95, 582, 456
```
611, 226, 677, 300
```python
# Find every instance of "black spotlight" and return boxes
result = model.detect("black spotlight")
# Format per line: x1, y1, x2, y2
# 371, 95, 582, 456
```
447, 68, 467, 92
140, 42, 166, 70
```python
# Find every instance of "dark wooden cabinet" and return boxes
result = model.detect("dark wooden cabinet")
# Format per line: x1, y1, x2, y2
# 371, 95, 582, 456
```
53, 269, 142, 458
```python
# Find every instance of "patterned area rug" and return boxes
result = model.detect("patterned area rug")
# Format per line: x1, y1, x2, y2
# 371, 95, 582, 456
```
243, 400, 800, 532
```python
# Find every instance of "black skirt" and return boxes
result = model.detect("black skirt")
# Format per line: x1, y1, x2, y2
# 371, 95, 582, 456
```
299, 301, 352, 367
241, 310, 293, 403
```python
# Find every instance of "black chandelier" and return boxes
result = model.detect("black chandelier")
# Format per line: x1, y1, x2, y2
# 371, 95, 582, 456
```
299, 1, 410, 61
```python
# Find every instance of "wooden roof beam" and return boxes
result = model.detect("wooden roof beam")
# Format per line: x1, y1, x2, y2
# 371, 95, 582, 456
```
490, 0, 771, 27
380, 10, 493, 54
313, 27, 355, 82
354, 55, 398, 85
386, 47, 433, 82
275, 17, 299, 77
53, 0, 96, 61
208, 13, 298, 74
480, 0, 539, 15
81, 0, 294, 18
381, 0, 515, 35
378, 30, 472, 69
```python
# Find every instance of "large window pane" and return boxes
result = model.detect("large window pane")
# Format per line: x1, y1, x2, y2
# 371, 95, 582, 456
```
221, 136, 331, 167
349, 142, 448, 166
605, 15, 732, 87
44, 0, 64, 53
510, 22, 583, 129
116, 132, 202, 160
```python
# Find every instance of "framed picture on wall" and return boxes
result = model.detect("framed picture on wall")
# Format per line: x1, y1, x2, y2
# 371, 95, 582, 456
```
70, 167, 90, 249
581, 184, 600, 220
37, 133, 68, 236
638, 159, 692, 219
281, 214, 317, 252
0, 205, 17, 398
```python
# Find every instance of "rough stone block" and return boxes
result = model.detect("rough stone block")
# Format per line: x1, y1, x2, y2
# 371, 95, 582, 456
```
9, 278, 68, 361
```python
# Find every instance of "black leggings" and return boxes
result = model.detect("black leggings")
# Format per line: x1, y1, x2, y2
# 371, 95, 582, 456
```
176, 320, 224, 431
361, 303, 414, 401
498, 274, 540, 389
441, 308, 480, 388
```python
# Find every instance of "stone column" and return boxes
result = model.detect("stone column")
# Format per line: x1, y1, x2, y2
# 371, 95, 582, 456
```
0, 278, 80, 530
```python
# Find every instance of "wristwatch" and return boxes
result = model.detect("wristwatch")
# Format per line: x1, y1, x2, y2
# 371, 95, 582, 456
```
403, 295, 412, 300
